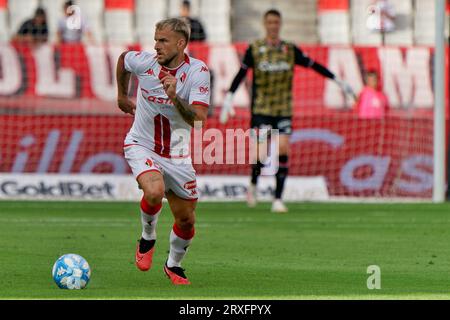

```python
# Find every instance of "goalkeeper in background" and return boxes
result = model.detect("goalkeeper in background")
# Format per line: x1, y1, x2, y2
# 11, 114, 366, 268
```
220, 9, 354, 212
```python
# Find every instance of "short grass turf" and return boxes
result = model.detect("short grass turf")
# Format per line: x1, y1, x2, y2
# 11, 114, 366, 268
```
1, 201, 450, 299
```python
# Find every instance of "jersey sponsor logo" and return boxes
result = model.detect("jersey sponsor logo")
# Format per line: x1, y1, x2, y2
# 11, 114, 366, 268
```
257, 61, 291, 72
146, 95, 174, 105
145, 158, 153, 167
180, 72, 187, 83
200, 65, 209, 72
146, 68, 154, 76
199, 86, 209, 94
184, 180, 197, 190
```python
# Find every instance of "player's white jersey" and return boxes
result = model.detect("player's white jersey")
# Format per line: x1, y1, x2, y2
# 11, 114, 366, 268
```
124, 51, 210, 158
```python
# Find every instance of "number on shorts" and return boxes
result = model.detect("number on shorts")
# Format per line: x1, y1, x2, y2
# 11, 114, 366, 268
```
154, 114, 171, 157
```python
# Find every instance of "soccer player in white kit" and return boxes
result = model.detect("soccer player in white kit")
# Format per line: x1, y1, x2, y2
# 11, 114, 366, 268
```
116, 18, 210, 285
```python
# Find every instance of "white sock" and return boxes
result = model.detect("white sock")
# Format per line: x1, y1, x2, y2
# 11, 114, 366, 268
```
167, 224, 194, 268
140, 199, 162, 241
141, 210, 161, 240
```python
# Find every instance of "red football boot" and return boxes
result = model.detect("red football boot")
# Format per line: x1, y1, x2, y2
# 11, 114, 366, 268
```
135, 240, 155, 271
164, 263, 191, 285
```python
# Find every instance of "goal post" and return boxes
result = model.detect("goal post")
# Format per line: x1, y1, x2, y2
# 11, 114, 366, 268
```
433, 0, 447, 203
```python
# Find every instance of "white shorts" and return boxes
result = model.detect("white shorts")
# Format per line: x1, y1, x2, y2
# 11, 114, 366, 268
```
123, 144, 198, 201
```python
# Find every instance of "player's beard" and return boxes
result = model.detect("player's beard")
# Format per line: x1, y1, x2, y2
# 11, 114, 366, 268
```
160, 51, 178, 67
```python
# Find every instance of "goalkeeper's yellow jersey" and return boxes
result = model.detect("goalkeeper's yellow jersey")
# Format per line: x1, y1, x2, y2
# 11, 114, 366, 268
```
230, 39, 335, 117
245, 40, 313, 117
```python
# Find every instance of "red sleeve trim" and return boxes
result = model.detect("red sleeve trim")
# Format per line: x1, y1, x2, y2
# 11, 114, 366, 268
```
192, 101, 209, 108
123, 143, 140, 148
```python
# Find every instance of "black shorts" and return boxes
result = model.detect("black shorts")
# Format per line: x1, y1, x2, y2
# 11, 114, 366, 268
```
251, 115, 292, 135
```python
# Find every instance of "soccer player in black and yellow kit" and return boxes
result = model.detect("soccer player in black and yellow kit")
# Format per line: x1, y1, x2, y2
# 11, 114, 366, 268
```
220, 9, 354, 212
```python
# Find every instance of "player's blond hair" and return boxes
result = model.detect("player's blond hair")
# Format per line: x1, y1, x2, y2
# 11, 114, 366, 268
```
155, 18, 190, 42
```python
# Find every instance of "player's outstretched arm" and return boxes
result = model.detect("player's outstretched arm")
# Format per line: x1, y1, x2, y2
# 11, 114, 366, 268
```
334, 77, 357, 100
220, 46, 253, 124
311, 61, 356, 99
116, 52, 136, 115
219, 92, 235, 124
309, 60, 356, 98
295, 46, 356, 100
160, 70, 208, 127
219, 68, 248, 124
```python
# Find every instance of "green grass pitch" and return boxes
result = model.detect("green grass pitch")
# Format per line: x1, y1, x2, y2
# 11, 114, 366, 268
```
1, 200, 450, 300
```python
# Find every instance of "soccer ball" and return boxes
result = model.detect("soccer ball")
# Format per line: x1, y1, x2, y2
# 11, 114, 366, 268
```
52, 254, 91, 289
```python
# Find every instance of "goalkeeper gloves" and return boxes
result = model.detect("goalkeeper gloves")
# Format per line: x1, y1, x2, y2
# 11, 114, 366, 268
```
335, 78, 356, 100
219, 92, 235, 124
